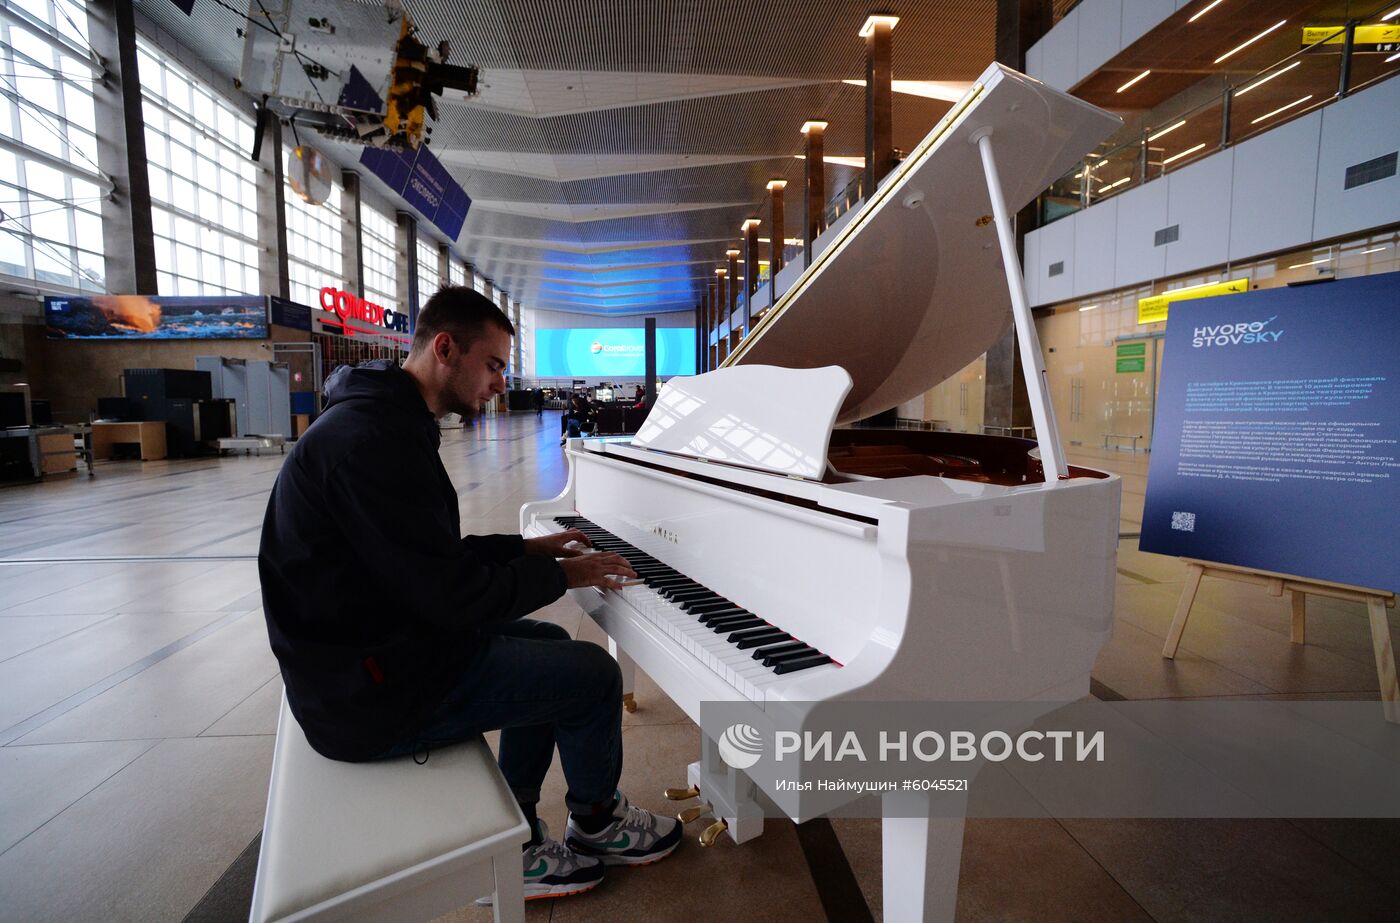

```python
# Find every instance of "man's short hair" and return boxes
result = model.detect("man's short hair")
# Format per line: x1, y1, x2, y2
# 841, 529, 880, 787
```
410, 285, 515, 354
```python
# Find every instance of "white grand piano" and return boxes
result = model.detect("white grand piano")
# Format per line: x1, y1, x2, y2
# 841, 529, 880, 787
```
522, 63, 1123, 921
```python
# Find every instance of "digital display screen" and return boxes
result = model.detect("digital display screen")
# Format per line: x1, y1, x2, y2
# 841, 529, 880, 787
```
535, 328, 696, 377
44, 295, 269, 340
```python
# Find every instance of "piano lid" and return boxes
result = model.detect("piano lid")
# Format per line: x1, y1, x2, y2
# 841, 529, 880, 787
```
631, 365, 851, 479
723, 63, 1122, 425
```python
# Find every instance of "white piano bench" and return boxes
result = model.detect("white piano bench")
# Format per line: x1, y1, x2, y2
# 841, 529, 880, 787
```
249, 693, 529, 923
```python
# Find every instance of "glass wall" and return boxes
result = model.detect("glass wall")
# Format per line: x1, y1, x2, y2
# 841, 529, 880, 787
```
360, 200, 397, 310
0, 0, 104, 290
449, 256, 466, 287
415, 234, 438, 304
285, 173, 341, 308
1036, 228, 1399, 452
139, 39, 258, 296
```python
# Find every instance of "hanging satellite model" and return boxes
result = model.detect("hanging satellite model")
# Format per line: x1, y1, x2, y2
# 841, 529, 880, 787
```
237, 0, 478, 151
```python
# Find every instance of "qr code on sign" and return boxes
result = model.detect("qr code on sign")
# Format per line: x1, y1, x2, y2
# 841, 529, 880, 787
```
1171, 512, 1196, 532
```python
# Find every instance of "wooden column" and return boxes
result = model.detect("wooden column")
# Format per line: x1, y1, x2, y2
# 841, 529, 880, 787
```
984, 0, 1054, 434
742, 218, 760, 335
862, 15, 898, 198
725, 249, 740, 341
766, 180, 786, 307
802, 121, 828, 267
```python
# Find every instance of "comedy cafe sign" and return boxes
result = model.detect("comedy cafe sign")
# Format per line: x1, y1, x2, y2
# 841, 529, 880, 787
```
317, 286, 411, 338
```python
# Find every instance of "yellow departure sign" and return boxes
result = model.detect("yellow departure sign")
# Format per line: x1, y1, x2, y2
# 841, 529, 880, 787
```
1137, 277, 1249, 325
1301, 24, 1400, 47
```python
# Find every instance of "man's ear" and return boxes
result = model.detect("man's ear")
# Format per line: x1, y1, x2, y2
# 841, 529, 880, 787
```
432, 331, 456, 365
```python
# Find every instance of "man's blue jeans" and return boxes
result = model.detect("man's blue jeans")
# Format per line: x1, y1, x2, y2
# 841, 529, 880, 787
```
376, 618, 623, 814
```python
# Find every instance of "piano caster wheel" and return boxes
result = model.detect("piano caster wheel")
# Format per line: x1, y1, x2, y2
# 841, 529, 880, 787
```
622, 692, 637, 713
699, 818, 728, 848
677, 804, 710, 824
664, 785, 700, 801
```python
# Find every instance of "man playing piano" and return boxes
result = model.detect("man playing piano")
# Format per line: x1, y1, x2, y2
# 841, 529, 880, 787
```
259, 286, 682, 902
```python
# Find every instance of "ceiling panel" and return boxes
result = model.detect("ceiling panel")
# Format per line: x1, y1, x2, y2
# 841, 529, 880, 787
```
133, 0, 996, 314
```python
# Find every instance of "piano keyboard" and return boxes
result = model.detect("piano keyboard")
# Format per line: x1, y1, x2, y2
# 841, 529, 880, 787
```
552, 516, 838, 697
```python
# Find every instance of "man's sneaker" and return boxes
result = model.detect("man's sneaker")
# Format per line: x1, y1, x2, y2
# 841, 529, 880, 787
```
478, 820, 603, 903
564, 793, 682, 866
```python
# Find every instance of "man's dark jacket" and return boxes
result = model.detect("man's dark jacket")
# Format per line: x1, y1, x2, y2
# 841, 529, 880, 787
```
259, 361, 567, 760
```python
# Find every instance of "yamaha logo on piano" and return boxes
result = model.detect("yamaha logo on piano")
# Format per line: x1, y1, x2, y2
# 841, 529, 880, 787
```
648, 525, 679, 544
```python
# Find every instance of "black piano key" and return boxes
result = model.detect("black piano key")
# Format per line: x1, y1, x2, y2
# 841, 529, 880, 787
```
761, 647, 820, 668
682, 598, 735, 613
752, 641, 809, 661
773, 654, 833, 675
665, 591, 713, 604
710, 616, 763, 633
668, 589, 717, 603
728, 625, 785, 642
689, 600, 740, 614
731, 629, 791, 649
646, 578, 692, 590
696, 608, 747, 624
657, 582, 704, 594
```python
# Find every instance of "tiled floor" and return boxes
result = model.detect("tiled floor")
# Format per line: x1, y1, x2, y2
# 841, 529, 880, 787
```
0, 416, 1394, 922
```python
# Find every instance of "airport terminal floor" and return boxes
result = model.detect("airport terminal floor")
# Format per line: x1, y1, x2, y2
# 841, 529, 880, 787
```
1, 413, 1396, 922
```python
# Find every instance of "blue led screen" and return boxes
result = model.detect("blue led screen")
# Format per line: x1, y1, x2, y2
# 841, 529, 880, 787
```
44, 295, 268, 340
535, 328, 696, 377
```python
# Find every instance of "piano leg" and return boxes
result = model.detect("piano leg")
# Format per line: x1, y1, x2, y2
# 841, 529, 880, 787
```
689, 738, 765, 844
606, 636, 638, 712
881, 791, 965, 923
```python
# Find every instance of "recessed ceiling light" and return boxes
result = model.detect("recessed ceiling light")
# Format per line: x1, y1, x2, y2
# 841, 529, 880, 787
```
1250, 94, 1312, 124
1288, 256, 1330, 269
1079, 304, 1100, 312
1359, 245, 1387, 254
858, 14, 900, 38
1189, 0, 1226, 23
841, 79, 972, 102
1117, 70, 1151, 93
1235, 60, 1301, 96
1214, 20, 1286, 64
1147, 120, 1186, 141
1163, 142, 1207, 165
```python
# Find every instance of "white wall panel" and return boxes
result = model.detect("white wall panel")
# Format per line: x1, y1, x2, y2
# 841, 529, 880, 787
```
1125, 0, 1177, 45
1073, 195, 1118, 297
1076, 0, 1124, 86
1036, 212, 1077, 304
1163, 149, 1233, 277
1024, 40, 1044, 83
1023, 224, 1041, 306
1313, 76, 1400, 241
1113, 180, 1168, 286
1228, 112, 1321, 261
1040, 6, 1080, 91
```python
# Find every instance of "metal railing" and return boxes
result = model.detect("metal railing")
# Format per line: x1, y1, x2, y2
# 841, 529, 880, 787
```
1039, 7, 1399, 226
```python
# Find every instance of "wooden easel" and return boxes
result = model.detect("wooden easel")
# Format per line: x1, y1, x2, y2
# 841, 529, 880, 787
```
1162, 558, 1399, 723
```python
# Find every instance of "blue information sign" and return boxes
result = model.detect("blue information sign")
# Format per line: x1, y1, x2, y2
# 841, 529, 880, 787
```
1140, 273, 1400, 592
